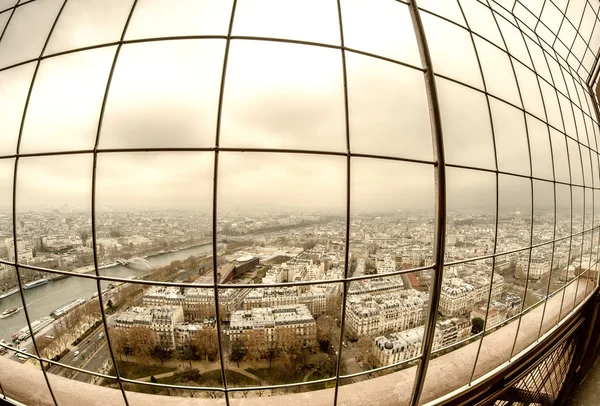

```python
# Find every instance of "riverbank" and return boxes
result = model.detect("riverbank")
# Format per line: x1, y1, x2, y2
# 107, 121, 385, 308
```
0, 243, 220, 342
71, 241, 215, 275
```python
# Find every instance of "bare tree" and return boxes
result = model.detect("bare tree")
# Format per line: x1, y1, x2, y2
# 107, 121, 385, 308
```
240, 330, 266, 364
354, 336, 378, 368
316, 316, 336, 351
192, 328, 219, 361
109, 328, 130, 361
129, 327, 157, 363
276, 328, 304, 366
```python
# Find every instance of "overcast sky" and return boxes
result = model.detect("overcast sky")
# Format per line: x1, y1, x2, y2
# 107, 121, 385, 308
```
0, 0, 597, 214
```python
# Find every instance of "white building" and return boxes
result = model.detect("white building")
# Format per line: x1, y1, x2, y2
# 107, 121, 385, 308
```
4, 238, 33, 263
439, 273, 504, 317
227, 304, 316, 349
471, 302, 508, 329
374, 326, 442, 366
345, 290, 428, 338
114, 305, 184, 349
376, 255, 396, 274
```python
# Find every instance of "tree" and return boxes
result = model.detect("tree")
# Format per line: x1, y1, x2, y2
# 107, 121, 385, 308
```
471, 317, 484, 334
316, 316, 335, 351
241, 330, 266, 364
276, 328, 304, 367
229, 339, 247, 368
152, 344, 172, 365
192, 328, 219, 361
179, 343, 196, 368
307, 352, 336, 376
325, 294, 342, 319
79, 231, 89, 247
355, 337, 378, 369
354, 337, 373, 363
109, 328, 130, 361
129, 327, 157, 363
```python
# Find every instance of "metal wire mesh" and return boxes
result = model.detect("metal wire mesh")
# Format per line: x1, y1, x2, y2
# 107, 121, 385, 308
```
0, 0, 598, 405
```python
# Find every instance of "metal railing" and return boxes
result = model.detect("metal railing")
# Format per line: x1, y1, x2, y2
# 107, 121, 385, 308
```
0, 0, 599, 405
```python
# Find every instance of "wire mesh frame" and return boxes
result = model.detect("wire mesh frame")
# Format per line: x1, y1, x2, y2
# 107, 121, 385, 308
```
512, 0, 600, 81
0, 2, 597, 130
416, 3, 600, 148
0, 0, 598, 406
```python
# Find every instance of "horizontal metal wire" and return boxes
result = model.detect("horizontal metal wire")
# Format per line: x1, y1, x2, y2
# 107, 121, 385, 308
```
1, 225, 596, 290
418, 2, 600, 128
0, 258, 434, 289
338, 354, 421, 381
0, 146, 438, 166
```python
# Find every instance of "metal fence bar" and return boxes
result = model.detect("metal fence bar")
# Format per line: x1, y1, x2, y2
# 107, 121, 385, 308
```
407, 1, 448, 405
10, 1, 71, 404
454, 0, 502, 384
417, 3, 600, 128
552, 45, 579, 325
0, 1, 598, 404
332, 0, 352, 403
89, 1, 140, 404
482, 0, 537, 362
0, 5, 18, 399
515, 1, 561, 341
488, 0, 598, 123
211, 1, 238, 403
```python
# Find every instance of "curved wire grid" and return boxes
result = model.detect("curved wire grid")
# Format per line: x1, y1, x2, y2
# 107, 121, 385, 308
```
0, 0, 599, 405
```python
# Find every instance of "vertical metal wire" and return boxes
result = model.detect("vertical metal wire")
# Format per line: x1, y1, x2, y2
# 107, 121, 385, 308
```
533, 41, 578, 327
588, 76, 600, 292
0, 7, 19, 402
0, 1, 16, 48
0, 4, 18, 399
567, 84, 591, 309
516, 0, 562, 344
332, 1, 352, 403
212, 1, 238, 403
581, 4, 600, 85
551, 52, 583, 318
523, 41, 561, 344
568, 72, 597, 301
481, 0, 537, 362
551, 0, 571, 50
534, 0, 548, 33
565, 1, 591, 73
90, 1, 139, 405
11, 2, 70, 405
407, 1, 448, 405
454, 0, 502, 385
586, 66, 600, 286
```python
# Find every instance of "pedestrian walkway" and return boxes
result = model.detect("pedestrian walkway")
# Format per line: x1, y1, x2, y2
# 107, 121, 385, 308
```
136, 366, 265, 385
122, 355, 269, 385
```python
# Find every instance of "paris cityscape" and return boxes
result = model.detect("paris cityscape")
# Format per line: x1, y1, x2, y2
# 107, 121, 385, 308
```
0, 201, 596, 396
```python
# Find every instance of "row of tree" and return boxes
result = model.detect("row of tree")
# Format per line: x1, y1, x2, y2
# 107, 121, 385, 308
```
37, 300, 102, 359
109, 327, 220, 366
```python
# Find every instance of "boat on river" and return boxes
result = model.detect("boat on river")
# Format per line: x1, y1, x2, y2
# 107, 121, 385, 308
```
50, 298, 86, 319
23, 278, 48, 290
0, 287, 19, 300
0, 307, 20, 319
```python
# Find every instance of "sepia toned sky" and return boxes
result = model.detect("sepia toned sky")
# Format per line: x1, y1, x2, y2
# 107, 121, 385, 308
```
0, 0, 597, 213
